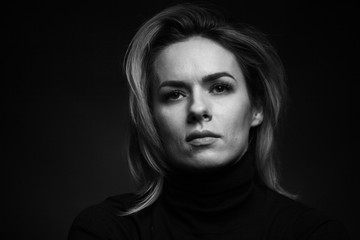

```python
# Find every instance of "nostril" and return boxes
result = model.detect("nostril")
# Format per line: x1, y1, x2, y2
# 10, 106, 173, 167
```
187, 111, 212, 123
202, 113, 212, 121
187, 93, 212, 123
187, 112, 198, 123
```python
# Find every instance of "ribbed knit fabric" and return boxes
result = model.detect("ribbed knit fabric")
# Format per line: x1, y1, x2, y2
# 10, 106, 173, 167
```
159, 149, 256, 235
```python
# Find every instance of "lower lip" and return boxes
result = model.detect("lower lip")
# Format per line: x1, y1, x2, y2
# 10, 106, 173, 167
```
188, 137, 218, 146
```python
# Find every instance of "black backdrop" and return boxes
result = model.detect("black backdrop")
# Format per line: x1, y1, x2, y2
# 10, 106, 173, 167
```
4, 1, 359, 239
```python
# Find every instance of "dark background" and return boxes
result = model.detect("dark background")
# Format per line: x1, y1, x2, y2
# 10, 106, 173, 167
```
4, 1, 359, 239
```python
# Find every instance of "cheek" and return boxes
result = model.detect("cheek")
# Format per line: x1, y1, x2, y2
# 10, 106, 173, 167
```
154, 106, 185, 142
217, 99, 253, 140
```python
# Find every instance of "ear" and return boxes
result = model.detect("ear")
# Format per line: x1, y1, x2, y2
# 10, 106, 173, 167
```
251, 107, 263, 127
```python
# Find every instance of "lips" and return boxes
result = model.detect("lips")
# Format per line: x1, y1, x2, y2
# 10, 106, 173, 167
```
185, 130, 221, 144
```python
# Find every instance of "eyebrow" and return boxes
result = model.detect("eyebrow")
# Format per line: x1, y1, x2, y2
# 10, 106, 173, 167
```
158, 72, 235, 89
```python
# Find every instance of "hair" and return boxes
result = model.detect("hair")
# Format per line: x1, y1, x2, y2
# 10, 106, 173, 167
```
123, 3, 294, 215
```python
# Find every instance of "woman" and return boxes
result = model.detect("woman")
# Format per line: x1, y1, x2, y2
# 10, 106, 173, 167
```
69, 3, 349, 239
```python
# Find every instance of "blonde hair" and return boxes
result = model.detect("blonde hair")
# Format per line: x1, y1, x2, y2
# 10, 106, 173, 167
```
123, 3, 294, 215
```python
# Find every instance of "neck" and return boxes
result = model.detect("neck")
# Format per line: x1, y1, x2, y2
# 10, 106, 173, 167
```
160, 149, 256, 233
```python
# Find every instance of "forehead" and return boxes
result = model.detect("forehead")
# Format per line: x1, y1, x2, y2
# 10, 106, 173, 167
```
153, 37, 241, 83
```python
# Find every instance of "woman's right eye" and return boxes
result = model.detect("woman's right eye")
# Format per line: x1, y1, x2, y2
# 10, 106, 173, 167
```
163, 90, 185, 101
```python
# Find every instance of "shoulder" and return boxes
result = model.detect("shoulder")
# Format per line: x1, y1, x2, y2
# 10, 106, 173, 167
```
261, 187, 350, 239
68, 193, 146, 240
291, 207, 350, 240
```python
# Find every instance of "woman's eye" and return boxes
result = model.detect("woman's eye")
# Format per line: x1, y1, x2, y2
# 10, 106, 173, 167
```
164, 90, 185, 101
211, 83, 231, 94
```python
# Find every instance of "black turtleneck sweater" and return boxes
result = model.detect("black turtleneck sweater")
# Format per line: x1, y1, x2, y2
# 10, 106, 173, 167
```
68, 150, 350, 239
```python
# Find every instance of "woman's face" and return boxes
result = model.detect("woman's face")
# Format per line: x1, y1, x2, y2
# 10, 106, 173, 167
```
152, 37, 262, 170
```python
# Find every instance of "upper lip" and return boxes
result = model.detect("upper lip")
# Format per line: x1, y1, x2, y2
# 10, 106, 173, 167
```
185, 130, 221, 142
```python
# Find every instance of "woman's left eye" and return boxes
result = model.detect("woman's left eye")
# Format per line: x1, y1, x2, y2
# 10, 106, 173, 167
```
210, 83, 232, 94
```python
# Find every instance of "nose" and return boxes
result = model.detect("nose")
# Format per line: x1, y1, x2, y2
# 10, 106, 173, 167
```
187, 90, 212, 124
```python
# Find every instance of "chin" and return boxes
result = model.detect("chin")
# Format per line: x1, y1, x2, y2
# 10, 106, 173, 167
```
193, 160, 227, 169
187, 154, 230, 169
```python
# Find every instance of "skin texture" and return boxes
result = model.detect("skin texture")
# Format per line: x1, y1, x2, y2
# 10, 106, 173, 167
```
152, 36, 263, 170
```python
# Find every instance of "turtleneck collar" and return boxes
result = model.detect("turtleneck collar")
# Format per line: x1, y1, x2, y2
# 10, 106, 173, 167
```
159, 148, 256, 234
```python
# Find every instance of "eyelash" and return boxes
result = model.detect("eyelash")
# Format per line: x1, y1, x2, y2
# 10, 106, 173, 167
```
162, 82, 233, 102
210, 83, 232, 94
163, 90, 186, 101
